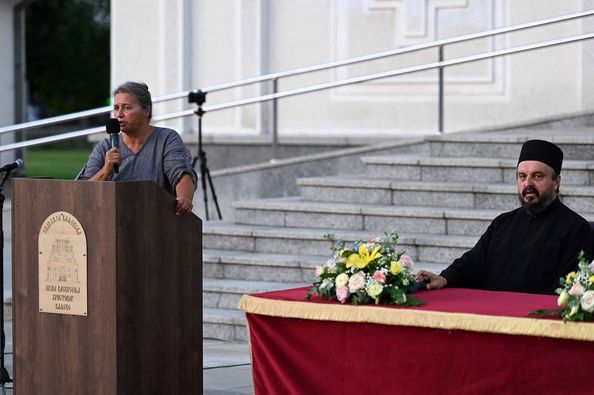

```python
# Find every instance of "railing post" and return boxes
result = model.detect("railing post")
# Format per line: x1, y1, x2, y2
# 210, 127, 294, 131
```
438, 45, 444, 133
271, 78, 278, 161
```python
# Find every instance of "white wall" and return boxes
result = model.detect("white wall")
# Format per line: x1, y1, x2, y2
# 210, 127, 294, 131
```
111, 0, 196, 134
0, 0, 18, 127
0, 0, 19, 165
111, 0, 594, 137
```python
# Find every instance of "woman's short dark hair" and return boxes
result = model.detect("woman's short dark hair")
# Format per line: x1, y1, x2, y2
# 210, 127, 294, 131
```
113, 81, 152, 120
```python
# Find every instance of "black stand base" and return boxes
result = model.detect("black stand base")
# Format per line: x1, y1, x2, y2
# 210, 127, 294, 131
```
192, 149, 222, 221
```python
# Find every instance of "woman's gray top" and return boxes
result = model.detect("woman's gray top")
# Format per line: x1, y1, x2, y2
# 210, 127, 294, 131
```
78, 127, 197, 196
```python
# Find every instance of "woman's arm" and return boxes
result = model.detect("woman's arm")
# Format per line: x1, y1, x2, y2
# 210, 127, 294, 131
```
89, 147, 121, 181
175, 173, 195, 215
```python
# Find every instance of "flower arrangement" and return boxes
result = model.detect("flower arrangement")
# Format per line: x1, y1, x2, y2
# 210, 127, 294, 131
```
530, 251, 594, 322
306, 230, 423, 306
554, 251, 594, 322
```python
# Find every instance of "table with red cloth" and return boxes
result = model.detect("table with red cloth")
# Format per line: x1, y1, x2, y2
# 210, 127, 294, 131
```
238, 287, 594, 395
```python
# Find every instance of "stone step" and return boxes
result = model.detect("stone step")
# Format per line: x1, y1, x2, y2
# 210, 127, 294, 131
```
203, 278, 305, 310
425, 131, 594, 160
361, 156, 594, 186
296, 177, 594, 212
203, 307, 248, 341
204, 247, 448, 283
203, 223, 477, 266
204, 249, 321, 283
232, 198, 503, 236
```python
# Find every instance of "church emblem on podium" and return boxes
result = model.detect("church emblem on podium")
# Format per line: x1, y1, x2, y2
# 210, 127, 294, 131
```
38, 211, 88, 316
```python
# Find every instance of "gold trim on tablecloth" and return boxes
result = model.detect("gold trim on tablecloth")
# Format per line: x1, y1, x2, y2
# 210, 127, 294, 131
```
238, 294, 594, 342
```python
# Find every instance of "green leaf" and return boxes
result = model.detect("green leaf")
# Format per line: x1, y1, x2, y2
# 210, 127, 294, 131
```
528, 308, 563, 318
402, 295, 424, 307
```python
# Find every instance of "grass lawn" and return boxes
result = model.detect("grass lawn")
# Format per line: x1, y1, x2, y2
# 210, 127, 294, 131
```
25, 147, 92, 180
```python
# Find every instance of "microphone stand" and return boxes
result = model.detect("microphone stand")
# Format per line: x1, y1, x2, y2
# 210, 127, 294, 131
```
188, 90, 222, 220
0, 169, 14, 393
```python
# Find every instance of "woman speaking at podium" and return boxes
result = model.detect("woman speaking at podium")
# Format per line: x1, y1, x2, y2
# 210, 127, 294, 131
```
78, 81, 197, 216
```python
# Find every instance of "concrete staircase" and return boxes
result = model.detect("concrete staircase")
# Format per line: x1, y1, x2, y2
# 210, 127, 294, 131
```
202, 130, 594, 341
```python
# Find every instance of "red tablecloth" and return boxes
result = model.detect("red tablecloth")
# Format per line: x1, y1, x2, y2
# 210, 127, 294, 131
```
253, 286, 560, 316
240, 287, 594, 395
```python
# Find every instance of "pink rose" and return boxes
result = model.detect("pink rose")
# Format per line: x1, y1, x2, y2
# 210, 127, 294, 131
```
336, 285, 349, 303
373, 271, 386, 284
400, 255, 413, 268
569, 283, 585, 297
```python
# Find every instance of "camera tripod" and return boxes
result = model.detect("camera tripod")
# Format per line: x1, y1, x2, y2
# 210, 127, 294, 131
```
188, 90, 222, 221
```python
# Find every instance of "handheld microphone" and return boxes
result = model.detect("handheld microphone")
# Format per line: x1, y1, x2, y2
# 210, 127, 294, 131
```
106, 118, 120, 174
0, 159, 24, 173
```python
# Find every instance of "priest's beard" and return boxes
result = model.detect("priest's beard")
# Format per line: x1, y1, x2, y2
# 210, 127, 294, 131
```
518, 186, 555, 215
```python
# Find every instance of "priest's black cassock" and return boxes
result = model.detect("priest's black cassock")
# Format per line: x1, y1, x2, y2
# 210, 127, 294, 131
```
440, 198, 594, 294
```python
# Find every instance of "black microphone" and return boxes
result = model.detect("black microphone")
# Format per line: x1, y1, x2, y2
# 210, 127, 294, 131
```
106, 118, 120, 174
0, 159, 24, 173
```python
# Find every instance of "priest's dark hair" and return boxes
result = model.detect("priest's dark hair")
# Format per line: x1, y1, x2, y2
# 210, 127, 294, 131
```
518, 139, 563, 194
518, 139, 563, 174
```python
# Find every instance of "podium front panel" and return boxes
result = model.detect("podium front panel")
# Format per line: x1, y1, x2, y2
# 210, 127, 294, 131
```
12, 179, 202, 394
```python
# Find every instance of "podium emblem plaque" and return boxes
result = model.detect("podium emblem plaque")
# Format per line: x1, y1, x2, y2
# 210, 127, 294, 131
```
38, 211, 88, 316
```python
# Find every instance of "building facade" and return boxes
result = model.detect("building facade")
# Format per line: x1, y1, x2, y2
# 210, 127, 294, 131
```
2, 0, 594, 142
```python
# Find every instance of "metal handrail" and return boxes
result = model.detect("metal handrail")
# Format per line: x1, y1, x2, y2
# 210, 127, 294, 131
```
1, 8, 593, 137
147, 33, 594, 117
2, 31, 593, 153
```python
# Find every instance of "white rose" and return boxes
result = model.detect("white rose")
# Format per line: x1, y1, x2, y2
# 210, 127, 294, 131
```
335, 273, 349, 287
320, 279, 333, 289
580, 290, 594, 313
348, 272, 366, 293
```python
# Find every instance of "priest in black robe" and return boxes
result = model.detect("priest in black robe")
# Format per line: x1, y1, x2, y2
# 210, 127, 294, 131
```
416, 139, 594, 294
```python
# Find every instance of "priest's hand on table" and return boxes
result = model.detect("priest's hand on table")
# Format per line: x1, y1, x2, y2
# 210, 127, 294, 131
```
415, 270, 447, 290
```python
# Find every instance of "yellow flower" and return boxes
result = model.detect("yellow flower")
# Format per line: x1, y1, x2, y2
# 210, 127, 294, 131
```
367, 282, 383, 298
367, 282, 384, 304
390, 261, 403, 275
568, 303, 580, 317
557, 289, 569, 306
566, 272, 577, 285
589, 275, 594, 284
346, 245, 381, 269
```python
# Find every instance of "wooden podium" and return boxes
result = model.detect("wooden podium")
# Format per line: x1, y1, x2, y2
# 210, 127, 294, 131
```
11, 179, 202, 394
